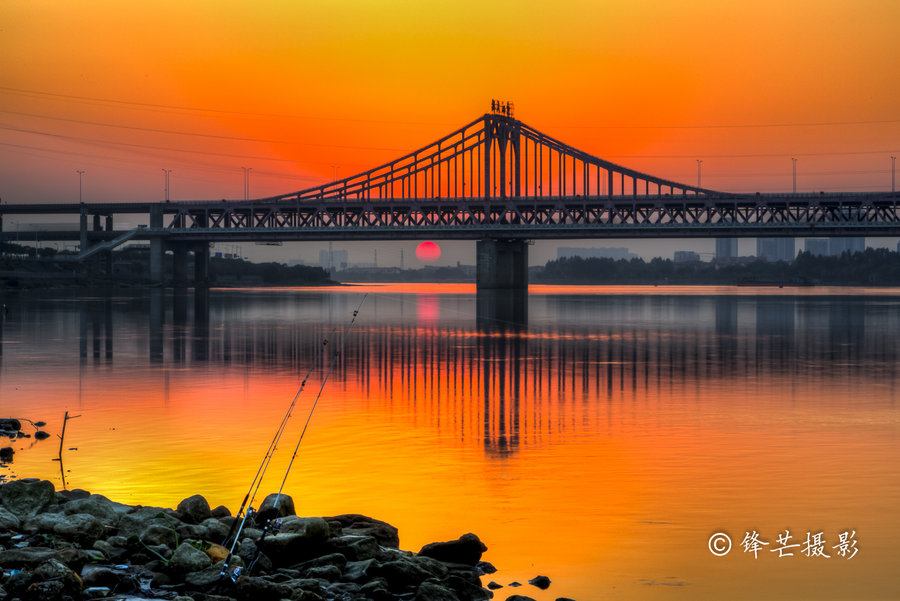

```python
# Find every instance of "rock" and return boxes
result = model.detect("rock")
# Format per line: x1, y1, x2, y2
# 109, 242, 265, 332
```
508, 581, 522, 587
169, 542, 213, 574
487, 581, 503, 589
83, 586, 112, 598
112, 506, 177, 539
176, 494, 212, 524
305, 564, 342, 581
418, 532, 487, 566
343, 558, 377, 582
34, 430, 51, 440
327, 514, 400, 548
52, 512, 106, 546
444, 574, 492, 600
360, 577, 394, 601
504, 596, 536, 601
0, 447, 13, 461
235, 575, 293, 601
56, 488, 91, 502
371, 557, 436, 592
257, 493, 295, 521
528, 575, 551, 589
257, 518, 330, 566
202, 542, 230, 563
0, 418, 21, 431
416, 581, 459, 601
0, 505, 21, 530
139, 523, 178, 548
201, 517, 230, 541
176, 522, 207, 540
478, 560, 498, 574
327, 534, 380, 560
0, 479, 57, 518
33, 558, 83, 597
0, 546, 57, 568
63, 494, 130, 525
184, 562, 231, 589
211, 504, 231, 518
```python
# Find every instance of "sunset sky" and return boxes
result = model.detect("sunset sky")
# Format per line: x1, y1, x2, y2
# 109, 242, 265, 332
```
2, 1, 899, 262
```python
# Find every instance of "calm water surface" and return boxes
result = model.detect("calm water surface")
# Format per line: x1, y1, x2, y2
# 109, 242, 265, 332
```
1, 284, 899, 600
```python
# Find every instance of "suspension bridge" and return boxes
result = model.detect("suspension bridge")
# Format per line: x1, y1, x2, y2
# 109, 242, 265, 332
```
2, 103, 899, 290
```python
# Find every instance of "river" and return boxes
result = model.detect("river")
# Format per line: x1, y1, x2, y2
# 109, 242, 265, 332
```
1, 284, 898, 600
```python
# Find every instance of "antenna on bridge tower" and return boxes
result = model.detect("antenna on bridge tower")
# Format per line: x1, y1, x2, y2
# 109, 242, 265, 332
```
490, 99, 514, 118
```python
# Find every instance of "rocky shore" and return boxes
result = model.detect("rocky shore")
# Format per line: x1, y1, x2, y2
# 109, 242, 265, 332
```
0, 479, 565, 601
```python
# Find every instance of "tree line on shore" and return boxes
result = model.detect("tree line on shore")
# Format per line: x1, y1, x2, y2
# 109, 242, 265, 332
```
533, 248, 900, 285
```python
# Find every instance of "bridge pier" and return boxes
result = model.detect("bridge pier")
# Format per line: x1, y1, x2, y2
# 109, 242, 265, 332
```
476, 239, 528, 327
149, 205, 165, 284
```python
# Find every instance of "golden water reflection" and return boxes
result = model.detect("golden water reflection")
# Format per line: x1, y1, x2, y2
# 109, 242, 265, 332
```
1, 284, 899, 600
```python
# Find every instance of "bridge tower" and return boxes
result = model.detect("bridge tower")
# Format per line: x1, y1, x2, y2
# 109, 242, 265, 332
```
477, 101, 528, 325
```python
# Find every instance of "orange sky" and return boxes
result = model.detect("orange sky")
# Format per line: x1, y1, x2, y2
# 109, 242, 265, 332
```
1, 0, 898, 206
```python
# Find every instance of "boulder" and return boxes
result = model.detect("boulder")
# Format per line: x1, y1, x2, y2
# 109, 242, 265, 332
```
53, 512, 106, 546
504, 596, 537, 601
33, 558, 83, 597
139, 523, 178, 548
527, 575, 551, 589
257, 520, 330, 567
211, 504, 232, 518
176, 494, 212, 524
0, 546, 57, 568
34, 431, 51, 440
0, 505, 21, 530
326, 514, 400, 548
0, 447, 13, 461
169, 542, 213, 575
371, 557, 435, 592
0, 418, 21, 431
235, 575, 293, 601
418, 533, 487, 566
201, 517, 230, 541
416, 580, 459, 601
327, 534, 380, 561
63, 494, 130, 525
0, 479, 56, 518
114, 506, 177, 539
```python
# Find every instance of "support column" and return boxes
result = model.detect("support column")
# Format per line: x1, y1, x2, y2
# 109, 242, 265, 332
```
192, 242, 209, 287
476, 239, 528, 328
80, 209, 88, 253
172, 243, 188, 286
149, 205, 165, 284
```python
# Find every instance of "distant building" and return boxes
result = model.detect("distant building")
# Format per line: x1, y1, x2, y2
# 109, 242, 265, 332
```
803, 237, 865, 257
828, 237, 865, 256
715, 238, 738, 261
804, 239, 830, 257
557, 246, 637, 261
319, 249, 348, 272
674, 250, 700, 263
757, 238, 795, 262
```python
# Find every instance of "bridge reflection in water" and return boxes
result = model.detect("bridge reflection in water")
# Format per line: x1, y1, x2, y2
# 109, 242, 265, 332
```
57, 286, 900, 457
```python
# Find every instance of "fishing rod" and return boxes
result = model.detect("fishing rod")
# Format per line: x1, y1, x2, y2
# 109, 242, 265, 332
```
219, 334, 329, 551
219, 294, 367, 581
245, 293, 368, 574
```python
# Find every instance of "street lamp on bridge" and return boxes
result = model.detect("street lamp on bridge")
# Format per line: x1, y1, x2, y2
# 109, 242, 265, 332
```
241, 166, 252, 201
696, 159, 702, 188
892, 156, 896, 193
161, 169, 173, 202
792, 158, 798, 193
76, 170, 85, 203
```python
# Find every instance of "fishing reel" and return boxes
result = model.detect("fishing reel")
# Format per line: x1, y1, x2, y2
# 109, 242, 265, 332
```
228, 566, 242, 582
270, 518, 283, 534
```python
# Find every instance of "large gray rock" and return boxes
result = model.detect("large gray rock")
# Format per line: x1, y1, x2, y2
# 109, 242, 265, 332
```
0, 505, 21, 530
327, 534, 380, 561
257, 493, 295, 520
0, 547, 57, 568
117, 507, 178, 539
63, 494, 130, 525
33, 558, 82, 598
52, 512, 106, 546
169, 542, 213, 575
257, 519, 330, 567
176, 494, 211, 524
140, 523, 179, 548
416, 581, 459, 601
235, 576, 293, 601
0, 479, 56, 518
418, 532, 487, 566
201, 517, 230, 541
327, 514, 400, 548
371, 557, 435, 592
0, 418, 21, 431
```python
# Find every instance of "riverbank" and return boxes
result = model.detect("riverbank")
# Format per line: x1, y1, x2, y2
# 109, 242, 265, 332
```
0, 479, 542, 601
